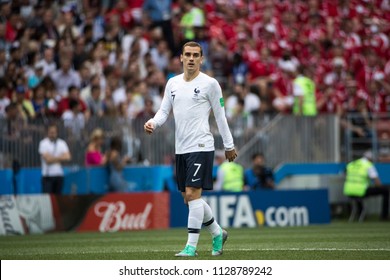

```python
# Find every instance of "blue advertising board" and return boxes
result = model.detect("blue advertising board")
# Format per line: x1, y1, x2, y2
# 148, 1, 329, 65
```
170, 189, 330, 228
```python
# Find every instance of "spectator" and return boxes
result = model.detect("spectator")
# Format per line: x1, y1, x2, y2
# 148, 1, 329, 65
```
85, 128, 106, 167
31, 83, 47, 120
14, 85, 35, 120
27, 61, 45, 89
226, 83, 261, 121
38, 123, 71, 194
51, 58, 81, 97
2, 102, 25, 140
62, 99, 85, 141
86, 85, 104, 117
0, 78, 10, 117
57, 85, 89, 117
102, 84, 117, 117
245, 153, 275, 190
150, 39, 171, 72
231, 52, 249, 85
37, 47, 57, 77
36, 8, 59, 41
143, 0, 175, 53
323, 57, 348, 90
340, 79, 372, 144
106, 136, 132, 192
343, 150, 389, 220
134, 98, 155, 134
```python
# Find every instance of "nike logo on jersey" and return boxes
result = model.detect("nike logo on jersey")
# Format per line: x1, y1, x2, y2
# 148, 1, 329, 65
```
171, 90, 176, 100
191, 178, 201, 182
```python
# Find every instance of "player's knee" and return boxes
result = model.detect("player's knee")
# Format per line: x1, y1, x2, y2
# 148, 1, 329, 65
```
184, 192, 200, 202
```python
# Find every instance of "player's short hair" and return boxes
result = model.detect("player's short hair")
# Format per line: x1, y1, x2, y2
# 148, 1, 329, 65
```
182, 41, 203, 57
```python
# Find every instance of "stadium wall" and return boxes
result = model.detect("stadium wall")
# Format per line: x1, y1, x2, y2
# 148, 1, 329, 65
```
0, 189, 330, 235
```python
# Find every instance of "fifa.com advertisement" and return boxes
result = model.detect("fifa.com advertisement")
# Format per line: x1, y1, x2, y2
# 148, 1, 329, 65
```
170, 189, 330, 228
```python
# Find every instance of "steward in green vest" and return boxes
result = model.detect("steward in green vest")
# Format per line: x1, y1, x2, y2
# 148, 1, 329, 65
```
293, 75, 317, 116
343, 151, 389, 220
220, 162, 244, 192
343, 158, 374, 197
180, 1, 205, 40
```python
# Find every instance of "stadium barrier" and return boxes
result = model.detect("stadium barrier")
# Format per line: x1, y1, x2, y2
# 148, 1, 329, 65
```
1, 163, 389, 196
0, 165, 173, 195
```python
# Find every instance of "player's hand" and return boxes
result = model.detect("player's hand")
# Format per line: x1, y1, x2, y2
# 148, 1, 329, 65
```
144, 120, 155, 135
225, 148, 237, 162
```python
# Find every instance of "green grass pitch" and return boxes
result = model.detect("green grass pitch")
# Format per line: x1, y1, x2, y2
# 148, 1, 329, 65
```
1, 222, 389, 260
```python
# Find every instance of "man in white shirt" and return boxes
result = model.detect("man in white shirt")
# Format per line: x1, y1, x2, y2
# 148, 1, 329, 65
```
39, 123, 71, 194
144, 41, 237, 257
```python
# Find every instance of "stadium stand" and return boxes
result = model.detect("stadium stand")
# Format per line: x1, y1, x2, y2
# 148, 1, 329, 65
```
0, 0, 389, 168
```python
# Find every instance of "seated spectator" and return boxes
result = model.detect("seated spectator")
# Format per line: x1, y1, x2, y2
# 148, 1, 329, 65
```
51, 58, 81, 97
31, 83, 47, 119
245, 153, 275, 190
62, 99, 85, 140
0, 79, 10, 118
86, 85, 104, 117
2, 102, 26, 140
27, 62, 45, 89
225, 83, 260, 121
57, 85, 88, 117
85, 128, 106, 167
14, 85, 35, 120
106, 136, 133, 192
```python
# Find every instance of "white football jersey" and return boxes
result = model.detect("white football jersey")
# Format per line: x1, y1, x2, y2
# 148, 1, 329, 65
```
151, 72, 234, 154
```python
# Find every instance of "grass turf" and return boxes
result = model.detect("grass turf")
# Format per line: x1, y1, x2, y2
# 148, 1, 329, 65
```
0, 221, 389, 260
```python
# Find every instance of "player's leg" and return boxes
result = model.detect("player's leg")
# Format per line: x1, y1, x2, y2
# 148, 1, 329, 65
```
200, 151, 228, 255
175, 187, 203, 257
201, 199, 228, 256
175, 154, 202, 256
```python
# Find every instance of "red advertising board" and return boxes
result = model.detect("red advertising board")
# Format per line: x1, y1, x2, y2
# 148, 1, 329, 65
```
77, 193, 169, 232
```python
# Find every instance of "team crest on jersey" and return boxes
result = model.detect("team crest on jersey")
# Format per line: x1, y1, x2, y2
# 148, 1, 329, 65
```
193, 87, 200, 100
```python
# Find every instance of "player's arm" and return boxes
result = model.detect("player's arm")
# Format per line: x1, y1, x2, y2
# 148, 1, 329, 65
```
209, 80, 237, 162
144, 82, 172, 134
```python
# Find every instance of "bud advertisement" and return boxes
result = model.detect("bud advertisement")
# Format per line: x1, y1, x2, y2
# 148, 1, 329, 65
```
77, 193, 170, 232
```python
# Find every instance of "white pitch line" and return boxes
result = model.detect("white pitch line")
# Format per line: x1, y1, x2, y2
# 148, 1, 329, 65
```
2, 248, 390, 257
226, 248, 390, 252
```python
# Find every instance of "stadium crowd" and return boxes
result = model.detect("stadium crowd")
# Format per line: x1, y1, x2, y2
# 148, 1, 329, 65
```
0, 0, 390, 158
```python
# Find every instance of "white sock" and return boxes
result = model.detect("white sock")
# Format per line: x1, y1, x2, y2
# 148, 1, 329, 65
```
186, 198, 204, 248
201, 199, 221, 237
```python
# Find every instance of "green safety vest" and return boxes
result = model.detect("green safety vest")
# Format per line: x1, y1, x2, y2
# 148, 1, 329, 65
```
180, 8, 205, 40
220, 162, 244, 192
343, 158, 373, 197
293, 76, 317, 116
